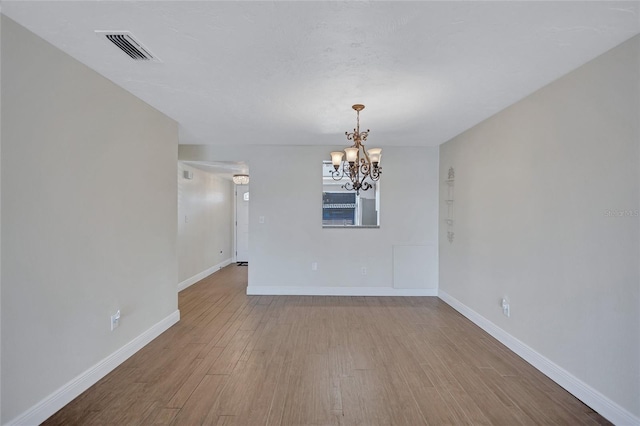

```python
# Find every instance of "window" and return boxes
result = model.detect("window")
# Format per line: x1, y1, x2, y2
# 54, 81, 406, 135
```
322, 192, 356, 225
322, 161, 380, 228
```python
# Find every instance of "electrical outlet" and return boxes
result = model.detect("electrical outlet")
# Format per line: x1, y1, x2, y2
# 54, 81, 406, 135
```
311, 262, 318, 271
361, 267, 367, 275
110, 310, 121, 331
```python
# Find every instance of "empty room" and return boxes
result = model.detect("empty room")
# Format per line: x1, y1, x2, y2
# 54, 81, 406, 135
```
1, 1, 639, 425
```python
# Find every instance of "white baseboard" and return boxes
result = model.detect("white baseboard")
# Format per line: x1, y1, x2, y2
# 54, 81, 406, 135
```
247, 286, 438, 296
178, 258, 232, 292
438, 290, 639, 426
7, 310, 181, 426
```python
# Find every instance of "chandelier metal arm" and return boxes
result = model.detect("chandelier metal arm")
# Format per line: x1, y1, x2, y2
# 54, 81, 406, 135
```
343, 181, 355, 191
330, 167, 346, 181
359, 158, 371, 175
359, 181, 372, 192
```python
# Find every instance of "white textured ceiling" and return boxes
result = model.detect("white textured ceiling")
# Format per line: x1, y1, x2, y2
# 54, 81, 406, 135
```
3, 1, 640, 147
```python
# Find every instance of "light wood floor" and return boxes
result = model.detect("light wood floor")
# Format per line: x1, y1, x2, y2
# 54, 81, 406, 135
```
44, 265, 609, 425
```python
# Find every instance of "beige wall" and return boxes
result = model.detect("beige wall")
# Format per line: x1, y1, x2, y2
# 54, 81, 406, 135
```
180, 144, 440, 294
1, 16, 178, 422
177, 162, 233, 285
0, 8, 3, 424
439, 35, 639, 419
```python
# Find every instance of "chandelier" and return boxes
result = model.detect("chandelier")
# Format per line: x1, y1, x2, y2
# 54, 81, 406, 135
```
232, 174, 249, 185
330, 104, 381, 194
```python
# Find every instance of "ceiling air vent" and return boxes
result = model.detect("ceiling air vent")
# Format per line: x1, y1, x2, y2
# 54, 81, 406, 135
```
95, 31, 160, 61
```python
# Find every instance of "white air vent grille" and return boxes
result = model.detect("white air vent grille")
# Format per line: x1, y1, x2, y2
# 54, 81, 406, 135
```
96, 31, 159, 61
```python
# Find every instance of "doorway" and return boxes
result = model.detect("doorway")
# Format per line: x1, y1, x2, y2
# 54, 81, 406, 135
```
235, 184, 249, 266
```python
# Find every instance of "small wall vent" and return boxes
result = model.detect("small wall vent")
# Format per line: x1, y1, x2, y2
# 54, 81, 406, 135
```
95, 31, 160, 61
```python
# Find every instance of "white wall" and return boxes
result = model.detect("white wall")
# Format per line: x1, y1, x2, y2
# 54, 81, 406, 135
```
1, 16, 179, 423
179, 144, 439, 295
439, 35, 639, 422
0, 9, 3, 424
177, 163, 233, 289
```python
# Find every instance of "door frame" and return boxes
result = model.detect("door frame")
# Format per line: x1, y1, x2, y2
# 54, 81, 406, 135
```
234, 184, 249, 266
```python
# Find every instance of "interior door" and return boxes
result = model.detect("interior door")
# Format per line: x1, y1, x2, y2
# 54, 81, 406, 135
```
235, 185, 249, 265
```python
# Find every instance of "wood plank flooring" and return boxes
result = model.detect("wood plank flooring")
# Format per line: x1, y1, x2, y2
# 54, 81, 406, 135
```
43, 265, 610, 425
